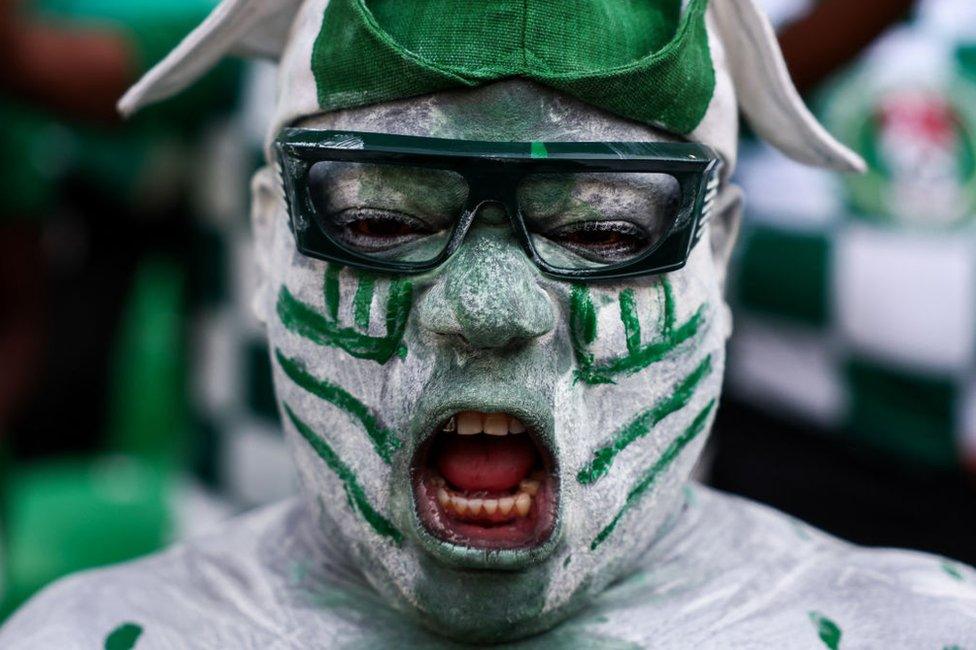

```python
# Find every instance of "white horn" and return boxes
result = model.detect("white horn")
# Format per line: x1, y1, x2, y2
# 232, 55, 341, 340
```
118, 0, 302, 117
711, 0, 866, 172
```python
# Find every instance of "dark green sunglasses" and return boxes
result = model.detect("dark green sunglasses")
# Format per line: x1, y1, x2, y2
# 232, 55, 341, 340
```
275, 128, 722, 281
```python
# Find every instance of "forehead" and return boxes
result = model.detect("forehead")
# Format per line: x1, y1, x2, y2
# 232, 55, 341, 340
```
296, 79, 680, 143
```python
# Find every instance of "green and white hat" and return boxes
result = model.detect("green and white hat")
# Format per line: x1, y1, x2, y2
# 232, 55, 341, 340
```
119, 0, 863, 175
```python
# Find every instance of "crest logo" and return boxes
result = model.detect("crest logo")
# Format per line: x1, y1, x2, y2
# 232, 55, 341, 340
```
828, 80, 976, 227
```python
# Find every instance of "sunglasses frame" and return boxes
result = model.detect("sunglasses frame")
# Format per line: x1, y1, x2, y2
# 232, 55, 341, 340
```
275, 128, 722, 281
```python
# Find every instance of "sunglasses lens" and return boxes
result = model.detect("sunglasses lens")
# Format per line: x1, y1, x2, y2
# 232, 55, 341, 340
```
307, 161, 469, 264
517, 172, 683, 270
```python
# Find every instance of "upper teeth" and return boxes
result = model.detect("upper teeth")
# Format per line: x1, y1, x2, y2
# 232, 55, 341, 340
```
449, 411, 527, 436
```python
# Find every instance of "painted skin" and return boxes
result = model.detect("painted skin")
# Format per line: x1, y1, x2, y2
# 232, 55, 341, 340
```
2, 82, 976, 649
256, 80, 733, 641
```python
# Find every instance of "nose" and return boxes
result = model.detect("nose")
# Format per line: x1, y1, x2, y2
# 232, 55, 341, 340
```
417, 229, 556, 349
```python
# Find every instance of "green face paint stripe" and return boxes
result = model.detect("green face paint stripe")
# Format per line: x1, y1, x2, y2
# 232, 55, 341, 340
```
104, 622, 143, 650
531, 141, 549, 159
571, 284, 599, 346
941, 560, 965, 581
284, 403, 403, 543
276, 349, 400, 462
661, 277, 676, 337
619, 288, 642, 355
591, 400, 715, 550
571, 281, 707, 385
383, 279, 413, 360
807, 612, 842, 650
577, 355, 713, 485
353, 274, 376, 329
325, 265, 342, 321
276, 283, 411, 364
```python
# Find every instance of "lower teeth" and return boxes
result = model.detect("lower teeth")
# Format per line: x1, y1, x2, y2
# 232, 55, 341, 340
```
436, 481, 536, 518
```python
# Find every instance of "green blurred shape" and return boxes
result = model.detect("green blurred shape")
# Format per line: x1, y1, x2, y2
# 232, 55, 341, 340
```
106, 259, 187, 463
957, 44, 976, 83
0, 250, 189, 622
844, 359, 958, 470
735, 225, 831, 327
0, 456, 171, 620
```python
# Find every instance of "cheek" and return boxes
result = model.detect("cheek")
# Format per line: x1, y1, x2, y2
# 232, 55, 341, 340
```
265, 239, 420, 539
554, 245, 725, 554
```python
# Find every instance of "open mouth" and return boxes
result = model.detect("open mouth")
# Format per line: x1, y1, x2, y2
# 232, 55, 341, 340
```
412, 411, 558, 551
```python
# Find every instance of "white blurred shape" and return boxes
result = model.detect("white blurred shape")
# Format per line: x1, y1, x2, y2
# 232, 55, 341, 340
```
917, 0, 976, 43
757, 0, 814, 28
736, 143, 842, 231
729, 315, 845, 426
835, 223, 976, 371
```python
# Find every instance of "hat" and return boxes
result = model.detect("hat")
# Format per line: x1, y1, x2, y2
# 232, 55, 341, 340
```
119, 0, 864, 173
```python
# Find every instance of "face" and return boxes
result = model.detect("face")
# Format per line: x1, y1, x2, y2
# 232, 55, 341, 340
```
252, 80, 738, 643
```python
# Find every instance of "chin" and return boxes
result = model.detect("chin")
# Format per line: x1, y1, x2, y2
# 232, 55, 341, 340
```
381, 408, 587, 642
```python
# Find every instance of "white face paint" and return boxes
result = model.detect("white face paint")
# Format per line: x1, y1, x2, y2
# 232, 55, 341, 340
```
253, 81, 738, 642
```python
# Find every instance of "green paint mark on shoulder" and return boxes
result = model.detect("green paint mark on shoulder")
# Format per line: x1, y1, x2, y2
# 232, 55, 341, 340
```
531, 141, 549, 159
808, 611, 842, 650
276, 350, 400, 463
571, 280, 707, 385
276, 268, 412, 364
284, 404, 403, 543
578, 355, 712, 485
563, 555, 572, 568
942, 560, 965, 581
591, 400, 715, 549
104, 622, 142, 650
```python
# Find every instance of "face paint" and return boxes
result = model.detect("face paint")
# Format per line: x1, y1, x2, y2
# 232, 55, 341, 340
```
276, 268, 412, 363
577, 355, 714, 485
258, 81, 730, 643
283, 405, 403, 542
276, 349, 400, 463
590, 400, 716, 550
570, 280, 707, 384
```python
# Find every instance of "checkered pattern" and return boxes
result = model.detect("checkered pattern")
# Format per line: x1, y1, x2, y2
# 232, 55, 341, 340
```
190, 64, 297, 507
728, 144, 976, 470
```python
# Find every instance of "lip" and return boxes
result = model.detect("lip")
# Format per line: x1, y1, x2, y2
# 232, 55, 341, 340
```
406, 397, 562, 571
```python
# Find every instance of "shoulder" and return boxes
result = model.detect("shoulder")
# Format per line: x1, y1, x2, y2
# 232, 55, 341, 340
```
685, 486, 976, 647
0, 499, 302, 649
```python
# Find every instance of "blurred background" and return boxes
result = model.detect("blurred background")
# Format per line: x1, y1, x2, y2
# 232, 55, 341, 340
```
0, 0, 974, 620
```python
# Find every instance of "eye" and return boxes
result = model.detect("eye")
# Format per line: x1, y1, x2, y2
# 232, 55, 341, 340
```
333, 208, 435, 252
546, 221, 652, 263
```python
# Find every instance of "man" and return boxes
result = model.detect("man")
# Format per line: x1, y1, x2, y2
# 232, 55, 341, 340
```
2, 0, 974, 647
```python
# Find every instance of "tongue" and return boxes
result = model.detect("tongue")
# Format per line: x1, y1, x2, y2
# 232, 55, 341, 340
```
436, 434, 537, 492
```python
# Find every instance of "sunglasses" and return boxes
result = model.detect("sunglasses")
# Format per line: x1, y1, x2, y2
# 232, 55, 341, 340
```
275, 129, 722, 281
